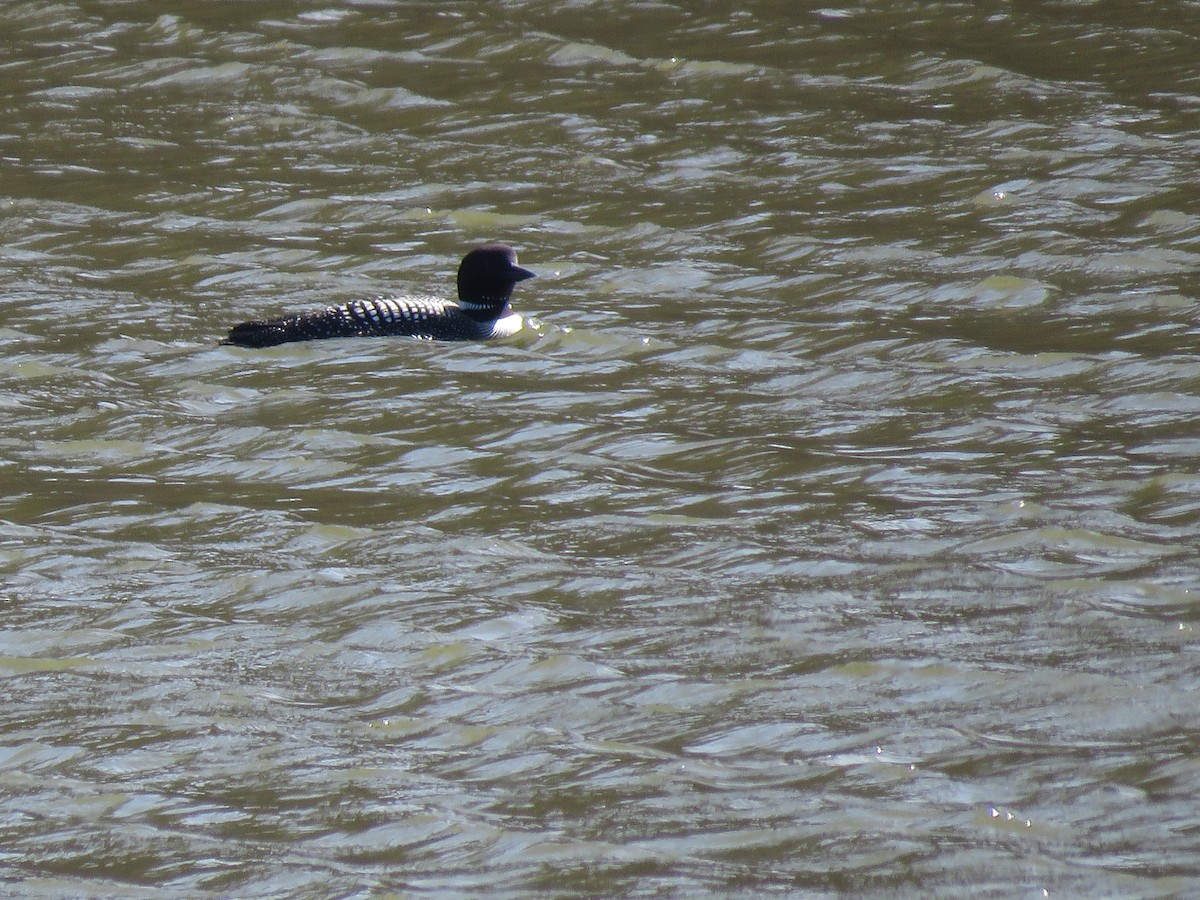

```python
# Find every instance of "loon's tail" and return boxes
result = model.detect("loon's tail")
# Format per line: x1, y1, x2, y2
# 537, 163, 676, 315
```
221, 319, 292, 348
221, 310, 358, 348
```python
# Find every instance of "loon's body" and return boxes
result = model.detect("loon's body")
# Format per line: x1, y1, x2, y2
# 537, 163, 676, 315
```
222, 243, 535, 348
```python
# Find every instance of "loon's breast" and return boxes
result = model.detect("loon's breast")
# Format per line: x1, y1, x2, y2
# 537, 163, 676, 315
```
487, 309, 523, 339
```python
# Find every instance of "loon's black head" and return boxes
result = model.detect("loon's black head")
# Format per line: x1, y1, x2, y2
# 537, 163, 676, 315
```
456, 243, 535, 314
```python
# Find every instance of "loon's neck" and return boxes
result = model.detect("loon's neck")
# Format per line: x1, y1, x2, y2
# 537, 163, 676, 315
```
457, 298, 512, 321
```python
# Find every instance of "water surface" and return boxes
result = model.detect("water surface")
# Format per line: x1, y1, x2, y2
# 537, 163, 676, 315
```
2, 2, 1200, 896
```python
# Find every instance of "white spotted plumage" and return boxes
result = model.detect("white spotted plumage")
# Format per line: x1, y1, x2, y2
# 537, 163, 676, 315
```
336, 295, 452, 331
275, 294, 512, 342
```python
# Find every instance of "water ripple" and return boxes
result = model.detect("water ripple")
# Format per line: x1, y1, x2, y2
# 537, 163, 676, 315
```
2, 0, 1199, 896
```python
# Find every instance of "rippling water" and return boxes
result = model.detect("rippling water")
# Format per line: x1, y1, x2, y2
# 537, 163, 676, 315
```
3, 2, 1200, 896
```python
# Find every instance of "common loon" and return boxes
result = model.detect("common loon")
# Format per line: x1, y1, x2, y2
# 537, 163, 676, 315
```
222, 243, 535, 348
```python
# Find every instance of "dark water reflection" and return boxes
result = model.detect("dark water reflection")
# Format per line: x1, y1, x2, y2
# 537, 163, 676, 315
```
2, 1, 1200, 896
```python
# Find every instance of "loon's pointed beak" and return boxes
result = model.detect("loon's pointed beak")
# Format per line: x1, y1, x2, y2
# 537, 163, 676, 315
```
512, 264, 536, 282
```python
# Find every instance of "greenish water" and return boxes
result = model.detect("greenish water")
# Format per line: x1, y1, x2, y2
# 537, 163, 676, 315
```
3, 2, 1200, 896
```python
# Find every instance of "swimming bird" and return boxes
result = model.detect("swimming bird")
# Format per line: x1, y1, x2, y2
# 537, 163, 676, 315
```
222, 243, 535, 348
